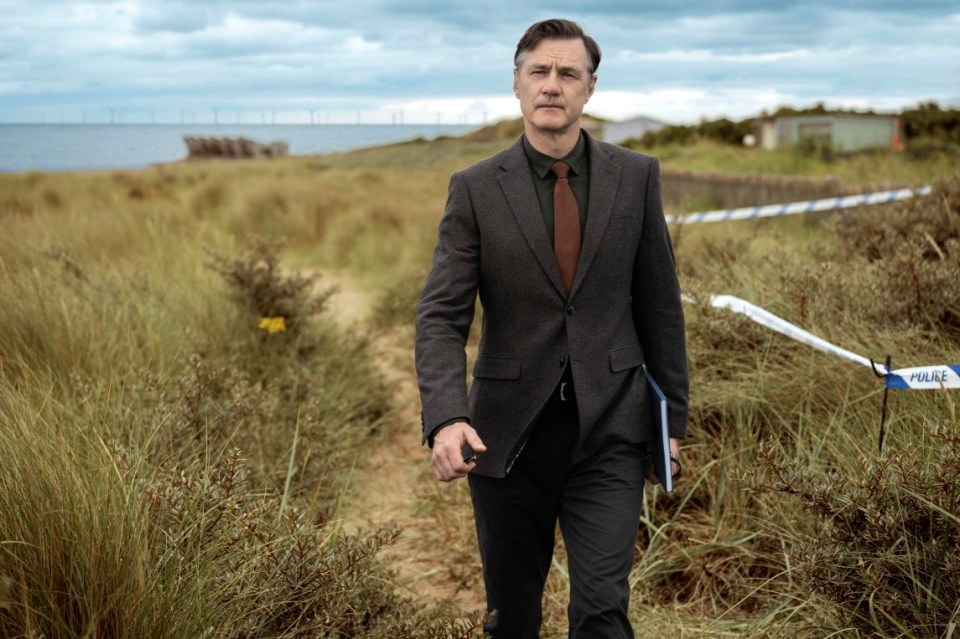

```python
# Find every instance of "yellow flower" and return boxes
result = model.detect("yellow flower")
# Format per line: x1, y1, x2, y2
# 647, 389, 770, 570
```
258, 316, 286, 334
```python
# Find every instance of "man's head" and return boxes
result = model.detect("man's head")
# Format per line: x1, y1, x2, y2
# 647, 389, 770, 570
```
513, 19, 600, 145
514, 19, 601, 77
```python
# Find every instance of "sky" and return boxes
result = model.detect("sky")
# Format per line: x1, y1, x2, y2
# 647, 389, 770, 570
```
2, 0, 958, 126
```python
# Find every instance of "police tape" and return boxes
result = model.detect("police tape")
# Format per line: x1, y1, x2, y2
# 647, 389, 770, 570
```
666, 186, 933, 226
701, 294, 960, 390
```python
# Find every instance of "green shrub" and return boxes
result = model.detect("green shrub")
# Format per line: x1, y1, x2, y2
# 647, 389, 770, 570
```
902, 102, 960, 145
0, 231, 481, 637
205, 236, 337, 341
644, 177, 960, 634
749, 428, 960, 637
823, 177, 960, 342
0, 394, 484, 638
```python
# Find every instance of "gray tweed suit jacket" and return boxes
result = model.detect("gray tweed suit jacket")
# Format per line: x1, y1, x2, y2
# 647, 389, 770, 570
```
415, 131, 688, 478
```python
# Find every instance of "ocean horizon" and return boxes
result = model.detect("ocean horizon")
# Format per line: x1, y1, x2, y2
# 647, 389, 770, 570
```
0, 123, 477, 174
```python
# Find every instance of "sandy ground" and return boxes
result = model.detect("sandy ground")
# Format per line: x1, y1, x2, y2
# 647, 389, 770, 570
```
322, 271, 486, 612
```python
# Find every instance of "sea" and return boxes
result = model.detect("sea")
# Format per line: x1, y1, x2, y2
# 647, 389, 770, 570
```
0, 123, 476, 174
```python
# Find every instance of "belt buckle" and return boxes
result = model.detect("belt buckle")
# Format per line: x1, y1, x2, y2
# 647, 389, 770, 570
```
560, 382, 569, 402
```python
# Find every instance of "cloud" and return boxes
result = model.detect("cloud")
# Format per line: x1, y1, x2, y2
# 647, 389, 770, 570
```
587, 88, 798, 123
132, 2, 215, 33
1, 1, 958, 124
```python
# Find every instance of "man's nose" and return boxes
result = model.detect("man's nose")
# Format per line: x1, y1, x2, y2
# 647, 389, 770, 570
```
542, 71, 561, 94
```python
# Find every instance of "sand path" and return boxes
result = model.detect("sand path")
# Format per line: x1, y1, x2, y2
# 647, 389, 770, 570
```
321, 271, 485, 612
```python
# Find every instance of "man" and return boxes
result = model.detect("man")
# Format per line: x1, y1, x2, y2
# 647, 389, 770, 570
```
415, 18, 688, 638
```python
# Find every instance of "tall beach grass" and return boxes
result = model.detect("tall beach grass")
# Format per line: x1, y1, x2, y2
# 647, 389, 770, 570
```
0, 129, 957, 637
0, 159, 486, 637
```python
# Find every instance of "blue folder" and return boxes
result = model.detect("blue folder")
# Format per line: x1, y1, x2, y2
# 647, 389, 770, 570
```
643, 365, 672, 492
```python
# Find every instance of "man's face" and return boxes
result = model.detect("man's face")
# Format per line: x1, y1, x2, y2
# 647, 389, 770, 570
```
513, 37, 597, 139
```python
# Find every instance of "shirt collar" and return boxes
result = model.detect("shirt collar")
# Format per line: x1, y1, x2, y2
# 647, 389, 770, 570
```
522, 132, 587, 179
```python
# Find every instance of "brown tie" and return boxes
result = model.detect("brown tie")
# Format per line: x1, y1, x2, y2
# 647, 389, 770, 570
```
551, 160, 581, 296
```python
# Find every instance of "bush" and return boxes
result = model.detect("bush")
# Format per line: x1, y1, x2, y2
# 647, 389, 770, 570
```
0, 402, 485, 638
630, 118, 754, 148
650, 176, 960, 634
825, 176, 960, 342
205, 236, 337, 341
902, 102, 960, 145
0, 233, 481, 637
194, 238, 390, 520
749, 429, 960, 637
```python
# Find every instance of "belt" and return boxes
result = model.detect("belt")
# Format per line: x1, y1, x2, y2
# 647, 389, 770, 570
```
550, 366, 576, 404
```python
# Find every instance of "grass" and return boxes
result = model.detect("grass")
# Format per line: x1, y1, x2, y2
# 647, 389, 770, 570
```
1, 127, 958, 637
630, 137, 959, 186
0, 155, 482, 636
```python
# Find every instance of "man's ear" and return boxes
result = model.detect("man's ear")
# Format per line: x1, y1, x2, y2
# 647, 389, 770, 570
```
513, 68, 520, 98
585, 74, 597, 103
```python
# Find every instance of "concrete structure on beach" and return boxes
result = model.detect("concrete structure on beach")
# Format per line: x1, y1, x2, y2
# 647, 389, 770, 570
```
183, 136, 289, 159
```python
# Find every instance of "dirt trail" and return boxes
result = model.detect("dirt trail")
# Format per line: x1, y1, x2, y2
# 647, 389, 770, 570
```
322, 271, 485, 612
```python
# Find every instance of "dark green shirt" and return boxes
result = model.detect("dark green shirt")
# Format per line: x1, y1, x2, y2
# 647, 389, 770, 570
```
522, 132, 589, 246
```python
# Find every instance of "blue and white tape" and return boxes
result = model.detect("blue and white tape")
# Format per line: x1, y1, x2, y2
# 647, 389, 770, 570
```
699, 294, 960, 390
885, 365, 960, 390
667, 186, 932, 226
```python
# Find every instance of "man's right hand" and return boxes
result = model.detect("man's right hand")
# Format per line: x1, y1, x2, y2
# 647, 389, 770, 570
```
432, 422, 487, 482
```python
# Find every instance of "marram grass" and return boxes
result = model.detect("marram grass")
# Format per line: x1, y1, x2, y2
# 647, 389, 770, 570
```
0, 133, 958, 637
0, 160, 485, 636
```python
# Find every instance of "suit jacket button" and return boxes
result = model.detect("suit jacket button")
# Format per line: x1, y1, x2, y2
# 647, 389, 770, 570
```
559, 356, 566, 366
566, 306, 575, 316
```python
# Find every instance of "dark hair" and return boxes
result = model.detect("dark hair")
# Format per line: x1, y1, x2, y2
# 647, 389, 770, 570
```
514, 19, 601, 76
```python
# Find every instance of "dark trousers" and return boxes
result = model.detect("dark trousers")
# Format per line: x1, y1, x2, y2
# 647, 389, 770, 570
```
468, 381, 646, 638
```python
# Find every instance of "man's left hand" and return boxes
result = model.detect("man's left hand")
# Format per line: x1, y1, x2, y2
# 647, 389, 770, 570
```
645, 438, 681, 486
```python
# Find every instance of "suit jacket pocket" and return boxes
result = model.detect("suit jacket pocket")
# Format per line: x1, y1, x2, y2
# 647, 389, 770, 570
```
473, 356, 522, 380
609, 344, 643, 372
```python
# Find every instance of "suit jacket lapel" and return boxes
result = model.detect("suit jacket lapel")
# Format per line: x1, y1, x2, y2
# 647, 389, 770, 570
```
497, 139, 567, 298
572, 132, 620, 297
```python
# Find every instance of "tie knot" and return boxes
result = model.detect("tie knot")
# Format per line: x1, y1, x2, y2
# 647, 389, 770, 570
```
551, 160, 571, 180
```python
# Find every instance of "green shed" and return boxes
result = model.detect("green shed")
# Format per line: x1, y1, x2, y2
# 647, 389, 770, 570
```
758, 114, 902, 151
